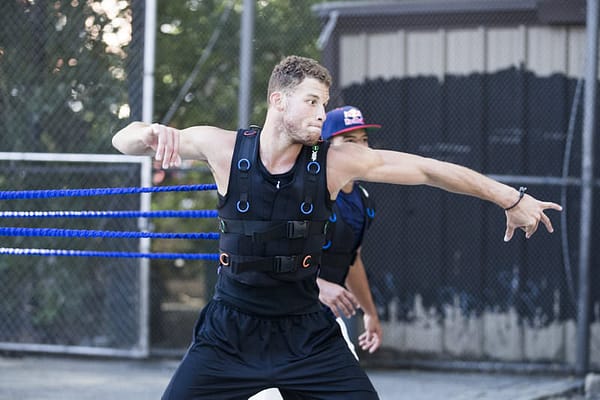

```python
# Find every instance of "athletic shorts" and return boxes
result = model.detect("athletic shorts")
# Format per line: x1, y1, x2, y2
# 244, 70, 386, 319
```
161, 300, 379, 400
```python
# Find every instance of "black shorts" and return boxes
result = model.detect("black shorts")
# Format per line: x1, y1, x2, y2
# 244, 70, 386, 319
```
162, 300, 379, 400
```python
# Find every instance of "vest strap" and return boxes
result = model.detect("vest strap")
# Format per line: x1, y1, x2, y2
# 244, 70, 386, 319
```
236, 128, 260, 214
219, 218, 326, 241
219, 253, 321, 274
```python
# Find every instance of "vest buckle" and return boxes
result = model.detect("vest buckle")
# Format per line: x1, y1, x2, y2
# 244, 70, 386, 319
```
287, 220, 308, 239
273, 256, 297, 273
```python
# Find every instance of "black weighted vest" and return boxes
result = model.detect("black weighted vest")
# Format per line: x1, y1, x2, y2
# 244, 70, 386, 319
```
217, 127, 333, 286
319, 183, 375, 285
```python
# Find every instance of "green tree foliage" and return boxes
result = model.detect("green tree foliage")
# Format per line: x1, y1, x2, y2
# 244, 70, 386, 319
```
0, 1, 142, 344
1, 0, 133, 153
153, 0, 324, 129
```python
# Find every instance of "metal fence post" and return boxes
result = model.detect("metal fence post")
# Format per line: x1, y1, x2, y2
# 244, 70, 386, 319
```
238, 0, 255, 129
576, 0, 599, 376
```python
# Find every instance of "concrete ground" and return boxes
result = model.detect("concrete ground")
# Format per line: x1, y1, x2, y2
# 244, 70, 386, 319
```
0, 354, 585, 400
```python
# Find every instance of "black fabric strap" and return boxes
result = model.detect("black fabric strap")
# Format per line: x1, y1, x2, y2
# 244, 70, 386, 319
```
301, 145, 321, 215
220, 253, 321, 274
236, 128, 260, 213
219, 218, 326, 241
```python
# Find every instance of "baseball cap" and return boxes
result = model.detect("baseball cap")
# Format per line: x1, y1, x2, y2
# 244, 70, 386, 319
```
321, 106, 381, 141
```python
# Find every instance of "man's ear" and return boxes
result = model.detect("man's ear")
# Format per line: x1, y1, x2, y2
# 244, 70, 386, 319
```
269, 91, 285, 111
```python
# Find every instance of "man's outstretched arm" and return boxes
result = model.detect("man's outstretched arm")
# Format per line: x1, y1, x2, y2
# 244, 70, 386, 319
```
329, 145, 563, 241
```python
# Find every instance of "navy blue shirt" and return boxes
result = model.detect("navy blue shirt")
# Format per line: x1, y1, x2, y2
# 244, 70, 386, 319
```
335, 186, 366, 251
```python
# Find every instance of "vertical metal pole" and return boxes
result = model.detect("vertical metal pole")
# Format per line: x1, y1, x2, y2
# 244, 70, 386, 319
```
128, 0, 145, 121
142, 0, 156, 124
138, 157, 152, 358
576, 0, 599, 376
138, 0, 157, 358
238, 0, 255, 128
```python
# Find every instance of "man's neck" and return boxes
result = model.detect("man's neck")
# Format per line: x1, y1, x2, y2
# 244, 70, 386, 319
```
259, 125, 303, 175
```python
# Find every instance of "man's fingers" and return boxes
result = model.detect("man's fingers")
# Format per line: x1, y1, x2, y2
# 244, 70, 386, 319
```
152, 124, 164, 161
369, 333, 382, 353
504, 226, 515, 242
358, 332, 381, 353
318, 281, 359, 318
164, 126, 178, 168
344, 291, 359, 310
540, 212, 554, 233
543, 202, 563, 212
161, 127, 174, 169
524, 219, 539, 239
339, 295, 358, 318
505, 198, 562, 241
329, 293, 357, 318
150, 124, 180, 169
173, 129, 181, 167
358, 332, 370, 348
330, 306, 341, 319
337, 304, 353, 319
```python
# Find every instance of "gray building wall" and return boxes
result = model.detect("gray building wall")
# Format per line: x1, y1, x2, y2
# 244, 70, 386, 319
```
315, 0, 596, 369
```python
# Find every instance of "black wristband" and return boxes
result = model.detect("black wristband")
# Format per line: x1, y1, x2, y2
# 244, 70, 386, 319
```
505, 186, 527, 211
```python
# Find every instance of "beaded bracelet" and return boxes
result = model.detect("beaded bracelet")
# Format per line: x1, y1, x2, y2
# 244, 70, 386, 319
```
505, 186, 527, 211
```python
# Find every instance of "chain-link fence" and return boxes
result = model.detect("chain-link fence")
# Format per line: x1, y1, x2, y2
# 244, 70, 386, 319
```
315, 1, 596, 371
0, 0, 149, 356
1, 0, 598, 371
0, 154, 150, 356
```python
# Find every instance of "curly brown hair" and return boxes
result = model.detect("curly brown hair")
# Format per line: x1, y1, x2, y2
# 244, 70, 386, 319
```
267, 55, 332, 98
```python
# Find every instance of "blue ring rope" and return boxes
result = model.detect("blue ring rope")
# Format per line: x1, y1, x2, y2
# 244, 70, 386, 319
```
0, 247, 219, 260
0, 210, 218, 218
0, 184, 217, 200
0, 227, 220, 240
0, 184, 221, 260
